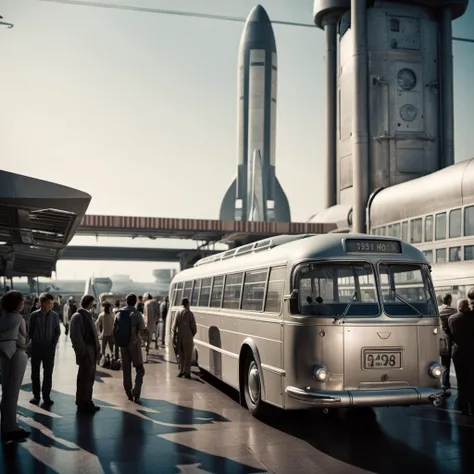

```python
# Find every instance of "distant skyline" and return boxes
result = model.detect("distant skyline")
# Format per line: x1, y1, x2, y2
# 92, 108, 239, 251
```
1, 0, 474, 281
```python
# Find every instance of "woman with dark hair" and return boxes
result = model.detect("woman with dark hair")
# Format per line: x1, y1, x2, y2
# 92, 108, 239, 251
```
0, 290, 30, 442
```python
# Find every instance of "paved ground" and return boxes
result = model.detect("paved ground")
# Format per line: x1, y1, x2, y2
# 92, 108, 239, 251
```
0, 335, 472, 474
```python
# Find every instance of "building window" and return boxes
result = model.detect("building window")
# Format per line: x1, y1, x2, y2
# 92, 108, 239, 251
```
435, 213, 447, 240
264, 267, 286, 314
379, 227, 386, 236
422, 250, 433, 263
436, 248, 447, 263
424, 215, 433, 242
464, 206, 474, 236
210, 276, 224, 308
198, 278, 212, 307
465, 245, 474, 261
449, 247, 461, 262
392, 223, 401, 239
191, 280, 201, 306
449, 209, 462, 239
402, 221, 408, 242
222, 273, 243, 309
242, 269, 268, 312
410, 218, 422, 243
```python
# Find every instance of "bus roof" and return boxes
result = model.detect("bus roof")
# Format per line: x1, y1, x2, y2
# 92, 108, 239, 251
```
172, 233, 428, 283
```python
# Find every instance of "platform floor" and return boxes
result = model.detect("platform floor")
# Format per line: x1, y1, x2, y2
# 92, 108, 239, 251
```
0, 335, 472, 474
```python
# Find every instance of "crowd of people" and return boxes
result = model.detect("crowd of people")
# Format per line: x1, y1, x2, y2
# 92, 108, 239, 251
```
438, 291, 474, 416
0, 290, 197, 444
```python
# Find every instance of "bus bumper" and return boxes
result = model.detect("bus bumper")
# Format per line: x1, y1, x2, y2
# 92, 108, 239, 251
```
285, 386, 442, 408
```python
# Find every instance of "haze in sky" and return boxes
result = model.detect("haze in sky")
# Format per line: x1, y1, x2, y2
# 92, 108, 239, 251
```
1, 0, 474, 281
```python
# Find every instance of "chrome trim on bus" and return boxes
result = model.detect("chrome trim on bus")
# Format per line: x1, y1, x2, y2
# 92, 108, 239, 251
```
194, 340, 239, 359
194, 339, 285, 376
285, 386, 442, 407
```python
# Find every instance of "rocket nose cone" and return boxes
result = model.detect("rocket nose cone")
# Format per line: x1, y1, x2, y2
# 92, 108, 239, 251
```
247, 4, 271, 24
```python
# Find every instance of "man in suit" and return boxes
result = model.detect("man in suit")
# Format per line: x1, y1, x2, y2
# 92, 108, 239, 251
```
448, 299, 474, 416
438, 293, 457, 391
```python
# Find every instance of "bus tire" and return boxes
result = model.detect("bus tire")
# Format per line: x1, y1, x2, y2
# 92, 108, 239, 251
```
243, 355, 265, 417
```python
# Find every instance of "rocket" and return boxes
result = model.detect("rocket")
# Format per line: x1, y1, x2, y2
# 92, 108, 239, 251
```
219, 4, 291, 222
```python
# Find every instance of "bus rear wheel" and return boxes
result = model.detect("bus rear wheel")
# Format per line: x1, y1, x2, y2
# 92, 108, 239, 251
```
243, 356, 264, 417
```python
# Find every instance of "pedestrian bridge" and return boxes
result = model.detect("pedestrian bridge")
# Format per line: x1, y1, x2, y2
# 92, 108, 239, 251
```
77, 215, 336, 246
61, 246, 219, 265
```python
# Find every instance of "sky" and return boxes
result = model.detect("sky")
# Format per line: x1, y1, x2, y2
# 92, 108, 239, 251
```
1, 0, 474, 282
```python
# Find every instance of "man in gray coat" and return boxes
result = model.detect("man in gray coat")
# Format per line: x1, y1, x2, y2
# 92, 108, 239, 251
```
28, 293, 61, 406
438, 293, 457, 391
70, 295, 101, 414
172, 298, 197, 379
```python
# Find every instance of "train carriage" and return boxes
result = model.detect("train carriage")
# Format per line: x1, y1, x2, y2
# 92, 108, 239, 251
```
166, 233, 443, 416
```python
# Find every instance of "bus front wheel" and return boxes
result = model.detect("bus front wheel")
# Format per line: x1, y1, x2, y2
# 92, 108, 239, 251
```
243, 356, 264, 417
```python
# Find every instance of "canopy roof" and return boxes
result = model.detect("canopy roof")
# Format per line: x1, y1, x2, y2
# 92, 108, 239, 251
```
0, 170, 91, 277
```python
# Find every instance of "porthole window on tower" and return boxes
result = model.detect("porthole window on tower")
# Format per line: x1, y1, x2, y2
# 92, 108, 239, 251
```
397, 69, 417, 91
400, 104, 418, 122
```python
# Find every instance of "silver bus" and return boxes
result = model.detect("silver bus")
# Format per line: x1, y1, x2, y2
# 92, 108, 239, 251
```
166, 234, 443, 416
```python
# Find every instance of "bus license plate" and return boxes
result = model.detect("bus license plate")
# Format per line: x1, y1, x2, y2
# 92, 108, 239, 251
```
364, 351, 402, 369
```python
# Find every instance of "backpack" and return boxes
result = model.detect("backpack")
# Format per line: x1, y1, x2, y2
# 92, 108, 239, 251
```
113, 309, 133, 347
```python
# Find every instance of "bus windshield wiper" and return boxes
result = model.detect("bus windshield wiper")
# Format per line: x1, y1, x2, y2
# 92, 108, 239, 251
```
392, 291, 424, 318
334, 291, 357, 323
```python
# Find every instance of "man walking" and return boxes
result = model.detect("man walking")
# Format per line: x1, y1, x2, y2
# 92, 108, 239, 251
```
28, 293, 61, 406
70, 295, 101, 414
144, 293, 160, 352
172, 298, 197, 379
113, 293, 147, 402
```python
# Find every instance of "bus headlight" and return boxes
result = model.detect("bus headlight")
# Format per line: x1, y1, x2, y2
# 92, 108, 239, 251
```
313, 365, 329, 383
433, 328, 438, 335
428, 362, 443, 379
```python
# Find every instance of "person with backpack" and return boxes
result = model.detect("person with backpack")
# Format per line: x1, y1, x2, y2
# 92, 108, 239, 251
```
69, 295, 101, 414
113, 293, 147, 402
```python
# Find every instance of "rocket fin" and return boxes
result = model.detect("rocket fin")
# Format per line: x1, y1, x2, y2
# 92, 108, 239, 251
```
273, 177, 291, 222
219, 179, 237, 221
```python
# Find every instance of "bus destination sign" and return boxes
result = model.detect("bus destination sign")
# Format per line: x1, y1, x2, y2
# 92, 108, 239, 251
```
345, 239, 402, 254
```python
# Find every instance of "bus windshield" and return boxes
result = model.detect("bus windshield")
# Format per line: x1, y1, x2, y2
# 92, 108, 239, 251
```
379, 263, 437, 317
295, 262, 380, 317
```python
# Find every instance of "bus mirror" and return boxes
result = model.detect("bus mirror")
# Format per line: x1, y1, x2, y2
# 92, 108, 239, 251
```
284, 289, 298, 301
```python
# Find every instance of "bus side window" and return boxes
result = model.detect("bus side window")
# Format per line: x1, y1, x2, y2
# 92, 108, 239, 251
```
223, 273, 244, 309
199, 278, 212, 307
265, 267, 286, 314
242, 269, 268, 311
183, 281, 193, 300
191, 280, 201, 306
174, 282, 184, 306
210, 276, 225, 308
